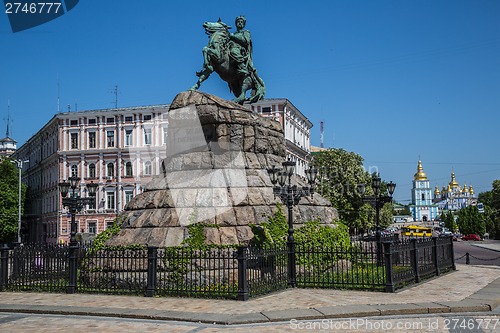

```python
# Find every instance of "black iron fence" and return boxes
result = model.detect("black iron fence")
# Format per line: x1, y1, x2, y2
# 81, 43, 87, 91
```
296, 242, 386, 290
383, 237, 455, 292
0, 237, 455, 300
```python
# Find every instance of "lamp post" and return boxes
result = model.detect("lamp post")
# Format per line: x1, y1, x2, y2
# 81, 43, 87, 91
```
358, 173, 396, 265
11, 159, 29, 245
59, 176, 98, 293
268, 160, 317, 287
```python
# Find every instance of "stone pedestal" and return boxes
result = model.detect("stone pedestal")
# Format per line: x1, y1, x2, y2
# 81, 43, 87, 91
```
106, 91, 337, 247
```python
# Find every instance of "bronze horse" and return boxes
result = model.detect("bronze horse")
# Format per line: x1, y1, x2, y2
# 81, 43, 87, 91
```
190, 19, 265, 104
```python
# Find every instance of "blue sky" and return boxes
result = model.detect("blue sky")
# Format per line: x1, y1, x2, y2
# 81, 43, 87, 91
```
1, 0, 499, 203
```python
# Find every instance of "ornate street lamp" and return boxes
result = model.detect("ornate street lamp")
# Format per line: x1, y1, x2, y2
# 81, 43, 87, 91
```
59, 177, 98, 293
268, 159, 317, 287
359, 173, 396, 265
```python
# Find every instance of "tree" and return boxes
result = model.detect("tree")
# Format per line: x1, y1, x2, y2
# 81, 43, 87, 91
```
478, 180, 500, 239
312, 148, 394, 233
380, 202, 394, 229
0, 159, 27, 244
456, 205, 486, 237
352, 203, 374, 235
443, 211, 457, 232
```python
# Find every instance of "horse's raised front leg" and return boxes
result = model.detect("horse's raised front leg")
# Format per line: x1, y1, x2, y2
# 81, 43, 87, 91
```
190, 47, 214, 90
190, 67, 212, 91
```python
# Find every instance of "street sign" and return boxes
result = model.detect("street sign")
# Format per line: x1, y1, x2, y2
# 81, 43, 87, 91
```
478, 203, 484, 213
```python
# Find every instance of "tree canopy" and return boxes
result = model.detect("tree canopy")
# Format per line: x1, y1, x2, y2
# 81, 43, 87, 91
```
312, 148, 394, 234
478, 180, 500, 239
456, 205, 486, 237
0, 159, 27, 244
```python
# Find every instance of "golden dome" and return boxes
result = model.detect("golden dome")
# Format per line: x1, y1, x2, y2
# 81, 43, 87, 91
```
434, 186, 440, 195
414, 160, 428, 180
463, 184, 469, 193
449, 171, 459, 189
469, 185, 475, 195
447, 185, 452, 192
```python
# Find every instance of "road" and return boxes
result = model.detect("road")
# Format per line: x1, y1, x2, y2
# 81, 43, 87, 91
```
453, 240, 500, 266
1, 311, 499, 333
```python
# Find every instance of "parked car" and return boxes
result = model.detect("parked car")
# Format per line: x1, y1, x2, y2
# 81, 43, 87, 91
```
440, 229, 453, 237
362, 234, 376, 242
461, 234, 481, 241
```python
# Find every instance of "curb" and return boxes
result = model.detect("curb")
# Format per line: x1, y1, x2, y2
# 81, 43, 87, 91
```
0, 301, 495, 325
0, 277, 498, 325
471, 243, 500, 253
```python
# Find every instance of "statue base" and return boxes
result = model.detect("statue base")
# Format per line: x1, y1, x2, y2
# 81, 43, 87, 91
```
106, 91, 337, 247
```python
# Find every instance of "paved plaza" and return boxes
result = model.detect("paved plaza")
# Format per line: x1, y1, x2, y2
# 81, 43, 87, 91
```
0, 264, 499, 327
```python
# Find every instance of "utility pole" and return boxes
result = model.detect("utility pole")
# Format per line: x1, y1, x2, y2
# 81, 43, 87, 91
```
113, 85, 118, 108
11, 159, 29, 244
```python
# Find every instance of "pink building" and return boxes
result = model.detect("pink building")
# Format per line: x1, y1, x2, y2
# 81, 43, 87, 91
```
13, 105, 169, 244
14, 99, 312, 244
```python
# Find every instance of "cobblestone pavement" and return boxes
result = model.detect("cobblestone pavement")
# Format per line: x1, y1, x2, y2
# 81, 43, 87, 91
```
1, 264, 498, 315
0, 264, 499, 332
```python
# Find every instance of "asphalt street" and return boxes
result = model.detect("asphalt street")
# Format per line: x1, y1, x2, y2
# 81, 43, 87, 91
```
0, 310, 499, 332
454, 240, 500, 266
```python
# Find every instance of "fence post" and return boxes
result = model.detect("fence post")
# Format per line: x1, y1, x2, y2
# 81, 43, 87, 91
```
383, 242, 394, 292
0, 244, 9, 291
450, 236, 456, 270
237, 246, 249, 301
466, 252, 470, 265
11, 242, 22, 278
410, 238, 420, 283
146, 246, 158, 297
432, 237, 440, 276
67, 242, 79, 294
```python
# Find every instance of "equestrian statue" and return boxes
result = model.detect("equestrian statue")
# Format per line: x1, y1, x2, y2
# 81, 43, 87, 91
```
190, 16, 266, 104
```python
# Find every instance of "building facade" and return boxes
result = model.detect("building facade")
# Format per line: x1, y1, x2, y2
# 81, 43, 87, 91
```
248, 98, 313, 177
433, 171, 477, 212
13, 105, 169, 244
15, 98, 313, 244
409, 160, 439, 222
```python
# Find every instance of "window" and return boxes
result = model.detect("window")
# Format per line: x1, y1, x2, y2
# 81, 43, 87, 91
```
262, 107, 271, 113
125, 116, 133, 122
421, 193, 425, 201
88, 118, 96, 125
88, 132, 96, 149
71, 133, 78, 149
88, 163, 96, 178
106, 191, 115, 210
106, 117, 115, 124
107, 131, 115, 147
71, 165, 78, 177
107, 163, 115, 177
106, 221, 114, 230
144, 128, 152, 145
143, 115, 152, 121
87, 195, 96, 209
125, 129, 133, 146
162, 127, 167, 145
70, 120, 78, 126
144, 161, 152, 175
125, 190, 134, 205
88, 221, 97, 234
125, 162, 133, 177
